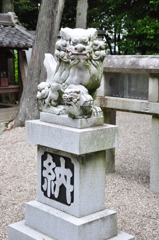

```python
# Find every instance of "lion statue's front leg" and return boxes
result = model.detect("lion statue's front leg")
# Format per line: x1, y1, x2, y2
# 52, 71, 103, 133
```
37, 27, 106, 119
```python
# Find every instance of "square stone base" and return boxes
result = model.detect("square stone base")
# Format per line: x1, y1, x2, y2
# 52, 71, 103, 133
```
8, 200, 118, 240
8, 221, 135, 240
24, 201, 117, 240
8, 200, 135, 240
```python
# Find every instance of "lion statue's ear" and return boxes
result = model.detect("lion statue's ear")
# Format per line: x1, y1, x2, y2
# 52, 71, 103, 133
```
87, 28, 98, 40
60, 27, 72, 40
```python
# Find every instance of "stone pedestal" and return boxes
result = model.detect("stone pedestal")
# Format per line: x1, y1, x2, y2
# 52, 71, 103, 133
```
103, 109, 116, 173
150, 115, 159, 193
8, 114, 135, 240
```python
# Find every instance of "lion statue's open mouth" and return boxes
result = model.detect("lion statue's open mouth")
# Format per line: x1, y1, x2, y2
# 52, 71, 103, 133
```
37, 27, 106, 119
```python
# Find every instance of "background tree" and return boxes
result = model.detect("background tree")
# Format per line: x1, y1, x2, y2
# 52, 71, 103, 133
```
76, 0, 88, 28
60, 0, 76, 28
62, 0, 159, 55
13, 0, 159, 54
86, 0, 159, 55
14, 0, 159, 126
122, 0, 159, 54
15, 0, 65, 126
0, 0, 14, 12
14, 0, 40, 30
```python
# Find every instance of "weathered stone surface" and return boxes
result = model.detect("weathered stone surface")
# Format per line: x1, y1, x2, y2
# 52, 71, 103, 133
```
104, 55, 159, 73
40, 112, 104, 128
100, 58, 159, 194
103, 109, 116, 173
8, 221, 135, 240
37, 27, 106, 118
150, 115, 159, 193
25, 200, 117, 240
37, 146, 106, 217
26, 120, 118, 155
8, 220, 53, 240
99, 96, 159, 115
110, 231, 135, 240
149, 74, 159, 102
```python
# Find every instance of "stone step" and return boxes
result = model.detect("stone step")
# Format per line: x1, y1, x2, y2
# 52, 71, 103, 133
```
8, 221, 135, 240
108, 231, 135, 240
8, 220, 54, 240
25, 200, 117, 240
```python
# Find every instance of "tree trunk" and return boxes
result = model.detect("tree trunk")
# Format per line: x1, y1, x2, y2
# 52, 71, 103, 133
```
1, 0, 14, 12
15, 0, 65, 127
76, 0, 88, 29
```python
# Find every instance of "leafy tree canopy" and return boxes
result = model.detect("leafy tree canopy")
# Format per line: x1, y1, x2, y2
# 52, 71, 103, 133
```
61, 0, 159, 54
14, 0, 159, 54
14, 0, 41, 30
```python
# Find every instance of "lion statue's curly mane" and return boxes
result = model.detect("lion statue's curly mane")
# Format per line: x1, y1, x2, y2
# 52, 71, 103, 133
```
37, 27, 106, 118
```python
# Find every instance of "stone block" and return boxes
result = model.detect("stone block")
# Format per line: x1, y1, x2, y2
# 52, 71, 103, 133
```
37, 146, 106, 217
148, 74, 159, 102
40, 112, 104, 129
25, 200, 117, 240
26, 120, 118, 155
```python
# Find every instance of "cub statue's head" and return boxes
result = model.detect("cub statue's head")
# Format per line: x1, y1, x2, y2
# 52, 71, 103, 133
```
62, 84, 93, 118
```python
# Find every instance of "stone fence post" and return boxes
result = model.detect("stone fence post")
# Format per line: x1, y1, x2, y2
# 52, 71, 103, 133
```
99, 55, 159, 193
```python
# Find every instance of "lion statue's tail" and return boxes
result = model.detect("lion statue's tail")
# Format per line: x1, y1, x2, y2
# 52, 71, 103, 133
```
43, 53, 57, 84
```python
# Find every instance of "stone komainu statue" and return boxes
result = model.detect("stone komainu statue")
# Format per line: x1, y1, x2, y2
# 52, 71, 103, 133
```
37, 28, 106, 119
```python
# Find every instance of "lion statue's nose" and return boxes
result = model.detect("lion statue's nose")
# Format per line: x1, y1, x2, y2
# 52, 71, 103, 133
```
75, 44, 86, 52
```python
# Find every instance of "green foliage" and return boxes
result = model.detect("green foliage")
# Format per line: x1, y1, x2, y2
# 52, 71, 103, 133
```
124, 0, 159, 54
14, 50, 18, 85
86, 0, 159, 54
60, 0, 77, 28
14, 0, 41, 30
14, 0, 159, 54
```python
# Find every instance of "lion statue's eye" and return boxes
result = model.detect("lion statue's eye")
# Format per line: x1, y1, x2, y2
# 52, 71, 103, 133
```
62, 40, 67, 47
82, 41, 88, 46
73, 42, 77, 46
69, 38, 78, 46
80, 37, 89, 46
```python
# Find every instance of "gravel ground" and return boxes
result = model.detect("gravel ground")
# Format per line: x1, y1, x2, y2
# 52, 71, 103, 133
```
0, 111, 159, 240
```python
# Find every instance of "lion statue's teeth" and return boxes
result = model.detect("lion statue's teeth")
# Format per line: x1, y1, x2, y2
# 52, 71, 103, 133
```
37, 28, 106, 118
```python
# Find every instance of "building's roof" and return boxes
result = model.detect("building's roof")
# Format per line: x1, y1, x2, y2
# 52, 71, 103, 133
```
0, 12, 34, 49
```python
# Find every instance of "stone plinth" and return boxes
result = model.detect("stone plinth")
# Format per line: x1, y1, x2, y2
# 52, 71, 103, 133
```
150, 115, 159, 192
24, 201, 117, 240
8, 116, 135, 240
40, 112, 104, 128
26, 120, 118, 155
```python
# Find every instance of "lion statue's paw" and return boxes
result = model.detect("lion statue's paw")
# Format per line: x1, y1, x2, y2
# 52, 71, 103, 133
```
92, 106, 103, 117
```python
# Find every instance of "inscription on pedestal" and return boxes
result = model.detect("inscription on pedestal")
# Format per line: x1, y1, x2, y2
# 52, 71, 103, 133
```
41, 152, 74, 205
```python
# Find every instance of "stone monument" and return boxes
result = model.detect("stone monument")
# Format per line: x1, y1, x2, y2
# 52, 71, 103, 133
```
8, 28, 135, 240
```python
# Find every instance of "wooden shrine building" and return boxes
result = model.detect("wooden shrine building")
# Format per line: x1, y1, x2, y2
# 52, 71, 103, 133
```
0, 12, 34, 104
